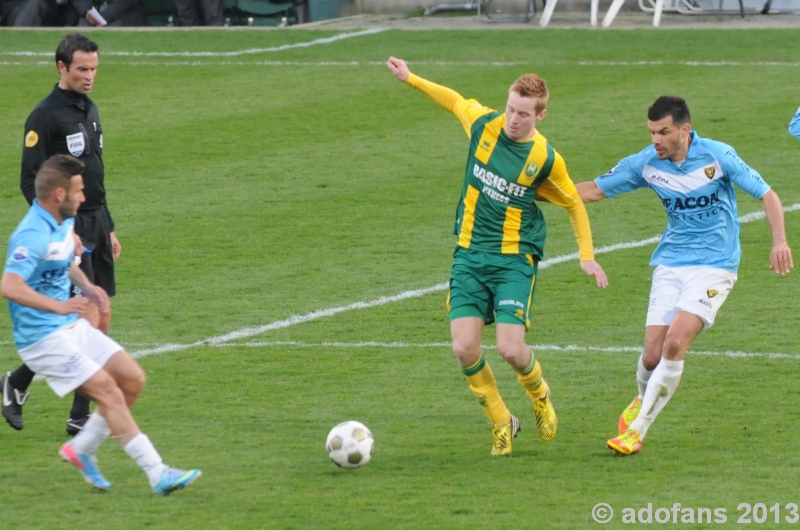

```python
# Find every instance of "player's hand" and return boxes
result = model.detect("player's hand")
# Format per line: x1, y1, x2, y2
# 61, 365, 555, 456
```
110, 231, 122, 261
769, 242, 793, 275
73, 233, 84, 256
59, 297, 89, 315
387, 57, 410, 82
580, 259, 609, 288
83, 285, 110, 314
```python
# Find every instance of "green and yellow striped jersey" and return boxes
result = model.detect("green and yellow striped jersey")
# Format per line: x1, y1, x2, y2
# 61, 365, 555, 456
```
407, 73, 595, 260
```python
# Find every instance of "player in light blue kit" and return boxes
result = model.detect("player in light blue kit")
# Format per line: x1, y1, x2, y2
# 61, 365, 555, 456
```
789, 107, 800, 140
577, 96, 793, 455
1, 154, 200, 494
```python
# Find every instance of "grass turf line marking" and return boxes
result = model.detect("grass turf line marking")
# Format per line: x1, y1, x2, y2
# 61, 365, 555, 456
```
12, 339, 786, 359
101, 60, 800, 67
218, 341, 800, 360
129, 204, 800, 360
5, 58, 800, 67
1, 29, 385, 58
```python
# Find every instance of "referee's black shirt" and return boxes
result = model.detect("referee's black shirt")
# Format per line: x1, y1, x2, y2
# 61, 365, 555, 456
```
20, 84, 115, 231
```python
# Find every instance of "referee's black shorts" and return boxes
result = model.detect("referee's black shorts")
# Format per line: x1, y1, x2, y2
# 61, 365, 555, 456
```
72, 208, 116, 297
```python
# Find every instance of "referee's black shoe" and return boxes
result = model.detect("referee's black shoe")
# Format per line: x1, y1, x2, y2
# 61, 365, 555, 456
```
2, 371, 28, 431
66, 415, 90, 436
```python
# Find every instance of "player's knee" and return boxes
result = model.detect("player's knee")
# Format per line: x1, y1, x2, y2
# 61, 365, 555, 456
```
122, 362, 146, 400
642, 348, 661, 370
661, 334, 688, 359
496, 341, 526, 366
89, 374, 127, 409
452, 340, 480, 364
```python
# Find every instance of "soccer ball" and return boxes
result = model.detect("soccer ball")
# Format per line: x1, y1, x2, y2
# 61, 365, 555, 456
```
325, 421, 374, 469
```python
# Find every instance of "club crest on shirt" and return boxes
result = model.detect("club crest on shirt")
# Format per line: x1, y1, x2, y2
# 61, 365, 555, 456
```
66, 132, 85, 157
704, 166, 716, 179
525, 162, 540, 179
707, 289, 719, 298
25, 130, 38, 148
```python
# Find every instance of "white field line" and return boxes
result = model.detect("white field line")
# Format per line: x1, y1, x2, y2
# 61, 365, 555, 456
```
0, 29, 385, 58
5, 59, 800, 67
104, 60, 800, 67
128, 204, 800, 360
213, 340, 800, 360
16, 338, 792, 360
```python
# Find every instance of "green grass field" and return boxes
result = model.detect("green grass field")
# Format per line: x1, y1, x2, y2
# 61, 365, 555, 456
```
0, 27, 799, 529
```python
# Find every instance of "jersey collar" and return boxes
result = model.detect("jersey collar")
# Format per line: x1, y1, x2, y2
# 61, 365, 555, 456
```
685, 130, 701, 159
31, 199, 64, 230
51, 83, 90, 111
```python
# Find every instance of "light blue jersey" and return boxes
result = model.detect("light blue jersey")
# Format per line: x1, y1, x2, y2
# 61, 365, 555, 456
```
595, 131, 770, 272
4, 200, 77, 349
790, 107, 800, 140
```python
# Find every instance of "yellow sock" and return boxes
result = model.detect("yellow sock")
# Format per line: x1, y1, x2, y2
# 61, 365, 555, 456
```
515, 350, 547, 400
462, 356, 511, 427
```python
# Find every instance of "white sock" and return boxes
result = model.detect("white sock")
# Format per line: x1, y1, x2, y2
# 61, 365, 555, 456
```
123, 433, 167, 485
636, 354, 654, 398
629, 359, 683, 439
70, 413, 111, 455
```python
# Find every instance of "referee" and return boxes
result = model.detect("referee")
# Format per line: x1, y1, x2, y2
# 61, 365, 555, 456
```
1, 33, 120, 436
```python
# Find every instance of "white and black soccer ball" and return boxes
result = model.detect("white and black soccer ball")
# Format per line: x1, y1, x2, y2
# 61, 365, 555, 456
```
325, 421, 374, 469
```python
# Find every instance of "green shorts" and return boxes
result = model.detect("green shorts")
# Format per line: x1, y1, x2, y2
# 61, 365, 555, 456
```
447, 246, 539, 328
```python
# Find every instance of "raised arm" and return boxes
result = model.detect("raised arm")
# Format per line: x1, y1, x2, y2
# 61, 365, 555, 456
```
387, 56, 462, 112
387, 56, 490, 136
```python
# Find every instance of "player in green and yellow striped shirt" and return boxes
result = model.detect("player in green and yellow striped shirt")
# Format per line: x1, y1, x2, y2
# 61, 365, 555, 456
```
387, 56, 608, 456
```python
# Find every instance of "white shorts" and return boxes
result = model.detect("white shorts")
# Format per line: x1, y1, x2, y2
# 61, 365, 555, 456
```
646, 265, 737, 330
17, 319, 124, 398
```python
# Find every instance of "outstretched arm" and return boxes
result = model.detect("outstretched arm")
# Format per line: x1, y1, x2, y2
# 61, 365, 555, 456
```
387, 56, 462, 112
387, 56, 491, 135
575, 181, 608, 204
761, 189, 793, 275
